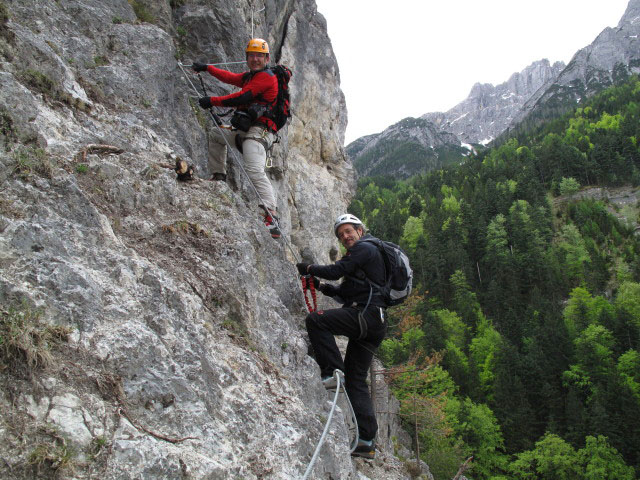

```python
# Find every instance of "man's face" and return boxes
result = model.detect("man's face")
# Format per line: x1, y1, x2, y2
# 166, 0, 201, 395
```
336, 224, 362, 249
247, 52, 268, 72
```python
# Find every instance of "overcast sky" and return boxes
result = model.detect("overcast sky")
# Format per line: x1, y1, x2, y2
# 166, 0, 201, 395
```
314, 0, 630, 145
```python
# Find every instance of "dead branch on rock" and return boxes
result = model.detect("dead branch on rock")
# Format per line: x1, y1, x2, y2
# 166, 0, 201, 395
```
452, 456, 473, 480
77, 144, 125, 163
116, 407, 197, 444
96, 371, 197, 444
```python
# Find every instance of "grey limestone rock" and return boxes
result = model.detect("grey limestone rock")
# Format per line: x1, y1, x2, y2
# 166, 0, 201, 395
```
0, 0, 413, 478
423, 59, 565, 145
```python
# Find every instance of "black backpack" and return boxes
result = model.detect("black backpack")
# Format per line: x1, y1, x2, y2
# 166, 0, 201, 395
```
266, 65, 292, 130
360, 237, 413, 306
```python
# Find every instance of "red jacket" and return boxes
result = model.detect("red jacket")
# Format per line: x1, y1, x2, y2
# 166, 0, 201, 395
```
206, 65, 279, 132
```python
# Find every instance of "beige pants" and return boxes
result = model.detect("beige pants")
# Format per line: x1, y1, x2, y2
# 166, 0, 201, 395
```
208, 125, 277, 212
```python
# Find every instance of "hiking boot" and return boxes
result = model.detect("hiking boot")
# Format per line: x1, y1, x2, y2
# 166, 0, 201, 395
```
351, 438, 375, 459
210, 172, 227, 182
322, 376, 337, 391
322, 369, 344, 391
263, 212, 281, 239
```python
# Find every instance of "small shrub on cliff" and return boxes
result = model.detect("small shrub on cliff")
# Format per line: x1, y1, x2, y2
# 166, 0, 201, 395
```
19, 69, 89, 111
93, 55, 109, 67
75, 163, 89, 174
28, 433, 75, 477
0, 0, 14, 48
0, 1, 9, 32
0, 301, 70, 371
128, 0, 155, 24
0, 109, 16, 144
11, 146, 54, 180
20, 69, 55, 97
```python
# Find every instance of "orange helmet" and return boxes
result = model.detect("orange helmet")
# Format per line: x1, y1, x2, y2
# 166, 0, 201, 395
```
246, 38, 269, 55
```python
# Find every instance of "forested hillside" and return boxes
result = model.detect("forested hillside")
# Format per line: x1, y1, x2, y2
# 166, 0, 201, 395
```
350, 76, 640, 479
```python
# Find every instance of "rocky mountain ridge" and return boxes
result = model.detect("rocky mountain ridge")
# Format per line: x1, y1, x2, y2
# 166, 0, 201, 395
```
348, 0, 640, 178
346, 117, 465, 178
0, 0, 421, 478
504, 0, 640, 138
347, 58, 566, 178
422, 59, 565, 146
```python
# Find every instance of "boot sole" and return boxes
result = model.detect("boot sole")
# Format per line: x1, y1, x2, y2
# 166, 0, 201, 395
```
351, 451, 375, 460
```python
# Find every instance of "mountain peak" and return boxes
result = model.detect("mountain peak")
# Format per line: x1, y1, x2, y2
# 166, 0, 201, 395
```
619, 0, 640, 27
422, 58, 565, 145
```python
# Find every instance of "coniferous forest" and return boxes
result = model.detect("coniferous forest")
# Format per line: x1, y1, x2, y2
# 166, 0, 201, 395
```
350, 77, 640, 479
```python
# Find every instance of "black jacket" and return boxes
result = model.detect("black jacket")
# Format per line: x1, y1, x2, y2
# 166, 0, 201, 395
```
309, 234, 386, 308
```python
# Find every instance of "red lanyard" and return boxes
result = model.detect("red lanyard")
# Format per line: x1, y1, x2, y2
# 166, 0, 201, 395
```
301, 276, 317, 313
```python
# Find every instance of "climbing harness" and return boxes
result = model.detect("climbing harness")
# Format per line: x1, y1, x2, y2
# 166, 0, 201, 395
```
301, 275, 318, 313
301, 369, 360, 480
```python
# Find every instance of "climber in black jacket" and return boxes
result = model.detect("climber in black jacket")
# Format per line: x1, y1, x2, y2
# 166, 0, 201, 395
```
296, 213, 386, 459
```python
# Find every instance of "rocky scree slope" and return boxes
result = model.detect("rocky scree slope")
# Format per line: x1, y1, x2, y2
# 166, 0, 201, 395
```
0, 0, 416, 478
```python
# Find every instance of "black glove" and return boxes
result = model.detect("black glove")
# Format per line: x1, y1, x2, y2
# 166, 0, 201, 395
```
296, 263, 310, 276
319, 283, 336, 297
198, 97, 212, 109
301, 275, 319, 289
192, 62, 208, 72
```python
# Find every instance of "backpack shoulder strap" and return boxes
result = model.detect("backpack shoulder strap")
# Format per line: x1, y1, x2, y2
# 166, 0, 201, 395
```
346, 237, 387, 289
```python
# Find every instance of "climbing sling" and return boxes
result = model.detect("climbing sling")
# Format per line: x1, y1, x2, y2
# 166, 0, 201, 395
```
301, 275, 318, 313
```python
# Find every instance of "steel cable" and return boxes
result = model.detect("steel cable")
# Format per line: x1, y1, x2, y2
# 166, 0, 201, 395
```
301, 370, 360, 479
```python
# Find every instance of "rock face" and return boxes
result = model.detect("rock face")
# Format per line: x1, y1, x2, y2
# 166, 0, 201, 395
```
0, 0, 417, 478
423, 59, 565, 145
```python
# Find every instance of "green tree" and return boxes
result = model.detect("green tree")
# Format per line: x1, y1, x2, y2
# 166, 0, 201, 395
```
379, 327, 425, 365
617, 349, 640, 400
556, 224, 591, 286
563, 287, 595, 338
578, 435, 636, 479
573, 324, 615, 380
469, 317, 502, 401
615, 281, 640, 329
400, 215, 424, 251
509, 433, 581, 480
559, 177, 580, 196
455, 398, 507, 479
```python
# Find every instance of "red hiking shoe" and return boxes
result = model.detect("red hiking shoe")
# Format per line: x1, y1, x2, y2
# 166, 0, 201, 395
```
263, 212, 281, 239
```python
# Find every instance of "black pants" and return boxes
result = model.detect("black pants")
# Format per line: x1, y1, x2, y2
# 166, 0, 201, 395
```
305, 306, 386, 441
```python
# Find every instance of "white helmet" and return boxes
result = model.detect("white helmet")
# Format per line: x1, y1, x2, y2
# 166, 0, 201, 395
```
333, 213, 363, 237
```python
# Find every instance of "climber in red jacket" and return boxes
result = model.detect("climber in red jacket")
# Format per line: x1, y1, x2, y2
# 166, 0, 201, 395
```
193, 38, 281, 238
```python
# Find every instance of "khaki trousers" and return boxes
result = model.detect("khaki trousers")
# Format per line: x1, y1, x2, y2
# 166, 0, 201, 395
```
208, 125, 277, 212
